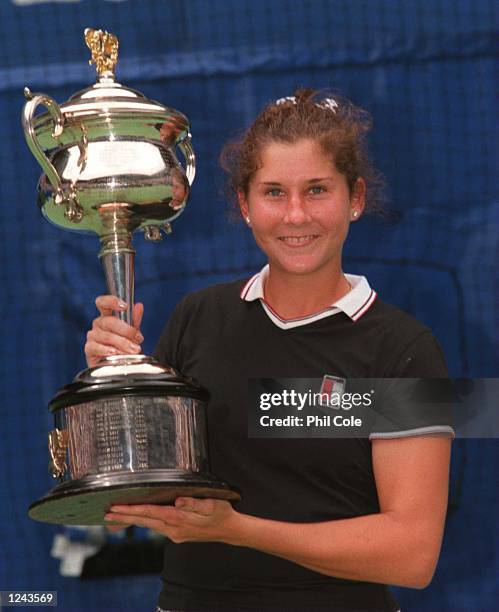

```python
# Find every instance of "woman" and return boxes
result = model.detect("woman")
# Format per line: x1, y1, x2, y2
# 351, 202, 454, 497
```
85, 90, 452, 611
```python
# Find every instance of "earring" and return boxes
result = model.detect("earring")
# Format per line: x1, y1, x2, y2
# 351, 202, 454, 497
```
352, 210, 359, 218
245, 216, 251, 225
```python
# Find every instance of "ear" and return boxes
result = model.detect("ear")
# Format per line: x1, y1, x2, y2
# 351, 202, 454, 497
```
350, 177, 366, 221
238, 190, 249, 221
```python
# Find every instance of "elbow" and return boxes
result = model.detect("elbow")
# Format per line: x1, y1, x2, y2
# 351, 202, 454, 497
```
405, 570, 435, 590
392, 517, 445, 589
398, 569, 435, 590
401, 548, 440, 589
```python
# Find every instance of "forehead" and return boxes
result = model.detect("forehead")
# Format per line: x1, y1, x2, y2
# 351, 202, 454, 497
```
255, 138, 339, 181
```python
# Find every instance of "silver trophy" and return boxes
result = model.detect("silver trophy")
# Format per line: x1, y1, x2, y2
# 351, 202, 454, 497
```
23, 29, 240, 525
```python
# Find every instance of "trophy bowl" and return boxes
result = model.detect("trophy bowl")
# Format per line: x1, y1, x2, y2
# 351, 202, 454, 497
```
23, 29, 240, 525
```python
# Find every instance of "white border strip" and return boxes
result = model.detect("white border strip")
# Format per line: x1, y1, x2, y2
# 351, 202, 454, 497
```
370, 426, 455, 439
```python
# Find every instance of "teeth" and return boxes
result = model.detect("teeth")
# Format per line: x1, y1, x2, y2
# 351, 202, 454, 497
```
280, 235, 316, 244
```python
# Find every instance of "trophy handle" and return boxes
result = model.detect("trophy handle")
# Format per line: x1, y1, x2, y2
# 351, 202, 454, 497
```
22, 87, 66, 205
177, 132, 196, 185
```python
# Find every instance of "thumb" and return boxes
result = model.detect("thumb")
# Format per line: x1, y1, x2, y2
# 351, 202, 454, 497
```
132, 302, 144, 330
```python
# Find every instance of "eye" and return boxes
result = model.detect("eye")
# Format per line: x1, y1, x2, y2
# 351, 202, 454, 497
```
265, 187, 284, 197
309, 185, 326, 195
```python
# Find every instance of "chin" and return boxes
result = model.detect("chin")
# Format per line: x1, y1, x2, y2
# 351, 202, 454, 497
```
271, 259, 325, 276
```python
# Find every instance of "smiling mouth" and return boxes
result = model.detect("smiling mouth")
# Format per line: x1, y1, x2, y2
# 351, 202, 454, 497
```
278, 235, 319, 245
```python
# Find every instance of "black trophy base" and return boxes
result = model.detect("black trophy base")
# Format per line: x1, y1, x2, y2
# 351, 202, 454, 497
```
28, 471, 241, 525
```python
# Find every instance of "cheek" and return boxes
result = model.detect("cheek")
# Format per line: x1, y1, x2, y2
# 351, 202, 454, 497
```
249, 219, 273, 243
247, 226, 271, 258
248, 204, 281, 228
316, 205, 349, 227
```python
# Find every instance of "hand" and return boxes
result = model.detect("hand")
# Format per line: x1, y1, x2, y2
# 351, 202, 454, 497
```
104, 497, 238, 544
84, 295, 145, 368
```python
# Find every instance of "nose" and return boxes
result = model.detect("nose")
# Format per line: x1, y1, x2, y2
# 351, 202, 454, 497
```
283, 192, 311, 225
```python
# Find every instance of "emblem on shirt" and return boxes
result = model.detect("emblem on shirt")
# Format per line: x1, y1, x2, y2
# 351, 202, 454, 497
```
319, 375, 346, 406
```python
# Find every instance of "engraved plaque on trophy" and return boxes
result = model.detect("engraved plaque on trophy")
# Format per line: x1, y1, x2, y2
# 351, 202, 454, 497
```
23, 29, 240, 525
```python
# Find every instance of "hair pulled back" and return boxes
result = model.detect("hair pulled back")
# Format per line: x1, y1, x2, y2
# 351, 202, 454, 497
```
220, 89, 384, 214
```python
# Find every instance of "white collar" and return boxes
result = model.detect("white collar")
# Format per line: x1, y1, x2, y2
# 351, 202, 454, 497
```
240, 264, 376, 330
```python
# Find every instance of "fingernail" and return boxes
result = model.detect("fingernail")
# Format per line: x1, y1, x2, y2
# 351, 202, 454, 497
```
135, 332, 144, 343
118, 301, 127, 309
129, 342, 141, 352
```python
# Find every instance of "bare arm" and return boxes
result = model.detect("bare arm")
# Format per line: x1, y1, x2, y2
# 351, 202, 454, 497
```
107, 436, 451, 588
224, 436, 451, 588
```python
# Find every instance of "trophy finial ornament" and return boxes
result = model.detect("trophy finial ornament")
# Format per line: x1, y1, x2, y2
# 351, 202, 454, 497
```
84, 28, 119, 77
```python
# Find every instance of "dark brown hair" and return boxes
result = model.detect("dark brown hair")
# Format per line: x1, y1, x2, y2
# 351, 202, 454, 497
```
220, 88, 385, 214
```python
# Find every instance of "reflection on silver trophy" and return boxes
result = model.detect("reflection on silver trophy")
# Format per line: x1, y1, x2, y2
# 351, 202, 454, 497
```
23, 28, 240, 526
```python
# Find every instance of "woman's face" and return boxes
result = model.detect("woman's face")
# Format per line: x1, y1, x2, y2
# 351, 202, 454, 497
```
239, 138, 364, 279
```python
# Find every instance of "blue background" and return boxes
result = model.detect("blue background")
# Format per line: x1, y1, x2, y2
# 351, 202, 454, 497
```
0, 0, 497, 610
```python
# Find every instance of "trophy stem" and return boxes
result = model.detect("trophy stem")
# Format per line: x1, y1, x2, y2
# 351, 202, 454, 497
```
99, 233, 135, 325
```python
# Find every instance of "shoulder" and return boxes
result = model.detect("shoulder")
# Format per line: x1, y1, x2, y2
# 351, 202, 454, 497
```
175, 278, 249, 314
153, 278, 250, 366
365, 298, 433, 339
361, 299, 448, 377
168, 277, 253, 328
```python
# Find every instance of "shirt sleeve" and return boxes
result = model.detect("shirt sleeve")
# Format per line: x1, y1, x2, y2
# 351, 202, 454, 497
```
388, 331, 449, 378
369, 331, 455, 439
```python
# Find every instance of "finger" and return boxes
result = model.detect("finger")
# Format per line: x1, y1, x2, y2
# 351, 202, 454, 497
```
105, 512, 168, 533
84, 340, 121, 362
87, 329, 142, 355
109, 504, 179, 521
108, 504, 186, 527
85, 341, 127, 364
105, 523, 130, 532
94, 316, 144, 344
95, 295, 128, 317
132, 303, 144, 330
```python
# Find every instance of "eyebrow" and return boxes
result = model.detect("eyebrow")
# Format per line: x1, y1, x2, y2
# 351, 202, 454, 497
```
261, 177, 332, 185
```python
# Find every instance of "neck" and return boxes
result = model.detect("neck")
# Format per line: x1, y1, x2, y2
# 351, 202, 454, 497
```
263, 265, 351, 319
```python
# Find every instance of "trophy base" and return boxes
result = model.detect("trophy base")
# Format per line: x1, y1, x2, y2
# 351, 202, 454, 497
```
28, 470, 241, 526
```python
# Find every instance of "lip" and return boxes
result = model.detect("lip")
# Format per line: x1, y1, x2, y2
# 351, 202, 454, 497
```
278, 235, 319, 247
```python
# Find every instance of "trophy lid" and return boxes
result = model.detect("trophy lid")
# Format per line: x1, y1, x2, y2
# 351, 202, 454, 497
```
60, 81, 188, 128
53, 28, 189, 130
